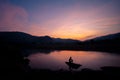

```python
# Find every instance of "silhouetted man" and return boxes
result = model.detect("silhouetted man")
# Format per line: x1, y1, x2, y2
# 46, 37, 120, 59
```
69, 57, 73, 63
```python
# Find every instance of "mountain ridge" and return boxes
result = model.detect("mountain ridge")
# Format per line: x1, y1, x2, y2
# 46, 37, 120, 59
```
0, 31, 120, 52
84, 32, 120, 42
0, 31, 81, 48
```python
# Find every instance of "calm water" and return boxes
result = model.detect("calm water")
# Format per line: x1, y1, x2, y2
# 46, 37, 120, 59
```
28, 50, 120, 70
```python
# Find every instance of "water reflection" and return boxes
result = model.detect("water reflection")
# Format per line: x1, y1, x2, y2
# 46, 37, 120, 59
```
28, 50, 120, 70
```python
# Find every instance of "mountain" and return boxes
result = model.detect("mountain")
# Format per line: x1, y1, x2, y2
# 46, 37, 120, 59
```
0, 31, 119, 52
85, 32, 120, 42
0, 31, 81, 49
0, 31, 35, 43
82, 32, 120, 53
53, 38, 80, 43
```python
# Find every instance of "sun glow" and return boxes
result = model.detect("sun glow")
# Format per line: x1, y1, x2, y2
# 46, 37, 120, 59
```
0, 0, 120, 40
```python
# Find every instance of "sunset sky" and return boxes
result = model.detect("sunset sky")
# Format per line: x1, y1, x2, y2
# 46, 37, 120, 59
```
0, 0, 120, 40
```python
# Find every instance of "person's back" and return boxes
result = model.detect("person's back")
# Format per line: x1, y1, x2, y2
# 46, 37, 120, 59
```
69, 57, 73, 63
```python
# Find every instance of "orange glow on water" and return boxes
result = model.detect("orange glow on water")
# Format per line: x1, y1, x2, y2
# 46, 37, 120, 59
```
28, 50, 120, 70
49, 51, 101, 63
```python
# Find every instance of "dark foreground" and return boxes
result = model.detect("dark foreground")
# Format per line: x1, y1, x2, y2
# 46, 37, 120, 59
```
1, 45, 120, 80
1, 67, 120, 80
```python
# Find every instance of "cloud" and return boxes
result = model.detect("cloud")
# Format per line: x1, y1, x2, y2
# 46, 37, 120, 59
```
0, 3, 29, 31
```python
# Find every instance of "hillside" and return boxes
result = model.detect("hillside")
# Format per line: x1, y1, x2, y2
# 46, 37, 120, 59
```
0, 31, 120, 52
82, 32, 120, 52
0, 31, 81, 49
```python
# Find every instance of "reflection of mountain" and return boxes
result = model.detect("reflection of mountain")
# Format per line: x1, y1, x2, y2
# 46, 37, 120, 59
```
0, 31, 120, 52
22, 49, 55, 57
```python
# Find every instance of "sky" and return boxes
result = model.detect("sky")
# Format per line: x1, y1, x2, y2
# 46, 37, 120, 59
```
0, 0, 120, 40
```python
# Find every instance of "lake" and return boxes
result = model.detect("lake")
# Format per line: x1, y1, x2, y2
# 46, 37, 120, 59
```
28, 50, 120, 70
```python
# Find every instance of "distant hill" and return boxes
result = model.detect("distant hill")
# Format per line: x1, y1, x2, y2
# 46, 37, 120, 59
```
0, 31, 120, 52
0, 31, 81, 49
85, 32, 120, 42
0, 31, 35, 44
82, 32, 120, 52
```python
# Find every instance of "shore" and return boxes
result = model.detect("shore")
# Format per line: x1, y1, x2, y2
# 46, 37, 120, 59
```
1, 66, 120, 80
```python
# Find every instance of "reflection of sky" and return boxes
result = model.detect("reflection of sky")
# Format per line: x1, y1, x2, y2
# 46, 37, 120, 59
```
28, 51, 120, 70
0, 0, 120, 40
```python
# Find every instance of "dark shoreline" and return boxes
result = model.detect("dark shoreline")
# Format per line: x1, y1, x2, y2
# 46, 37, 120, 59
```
1, 45, 120, 80
2, 66, 120, 80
